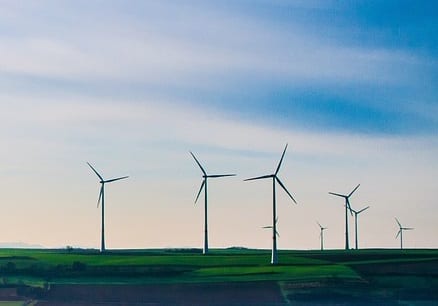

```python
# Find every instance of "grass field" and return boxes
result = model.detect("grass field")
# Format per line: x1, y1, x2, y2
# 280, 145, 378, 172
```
0, 248, 360, 285
1, 248, 437, 305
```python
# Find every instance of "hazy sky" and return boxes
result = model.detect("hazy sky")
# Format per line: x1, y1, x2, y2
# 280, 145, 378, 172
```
1, 1, 437, 250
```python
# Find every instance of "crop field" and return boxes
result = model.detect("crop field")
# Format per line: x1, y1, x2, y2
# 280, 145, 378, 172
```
0, 248, 437, 305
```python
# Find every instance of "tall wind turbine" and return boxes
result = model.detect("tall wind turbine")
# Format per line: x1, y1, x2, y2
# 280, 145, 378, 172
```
87, 162, 129, 253
350, 206, 369, 250
317, 222, 327, 251
395, 218, 414, 250
329, 184, 360, 250
244, 144, 297, 265
190, 152, 235, 255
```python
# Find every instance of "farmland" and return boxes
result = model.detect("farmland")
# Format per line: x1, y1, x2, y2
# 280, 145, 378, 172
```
0, 248, 437, 305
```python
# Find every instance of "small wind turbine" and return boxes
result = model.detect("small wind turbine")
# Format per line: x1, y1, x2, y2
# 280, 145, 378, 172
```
395, 218, 414, 250
329, 184, 360, 250
245, 144, 297, 265
263, 217, 280, 238
317, 222, 327, 251
350, 206, 369, 250
87, 162, 128, 253
190, 152, 235, 255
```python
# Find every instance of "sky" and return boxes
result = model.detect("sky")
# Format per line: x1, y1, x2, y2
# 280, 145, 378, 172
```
0, 0, 437, 250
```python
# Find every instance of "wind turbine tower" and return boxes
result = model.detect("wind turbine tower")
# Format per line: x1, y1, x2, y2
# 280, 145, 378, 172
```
350, 206, 369, 250
395, 218, 414, 250
190, 152, 235, 255
329, 184, 360, 250
317, 222, 327, 251
245, 144, 297, 265
87, 162, 128, 253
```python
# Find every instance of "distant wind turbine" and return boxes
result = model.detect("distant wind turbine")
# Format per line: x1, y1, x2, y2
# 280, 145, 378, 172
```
87, 162, 129, 253
395, 218, 414, 250
263, 217, 280, 238
317, 222, 327, 251
245, 144, 297, 265
190, 152, 235, 255
329, 184, 360, 250
350, 206, 369, 250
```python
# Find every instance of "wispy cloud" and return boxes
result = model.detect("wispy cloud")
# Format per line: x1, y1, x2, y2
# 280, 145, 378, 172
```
1, 0, 435, 137
0, 1, 430, 86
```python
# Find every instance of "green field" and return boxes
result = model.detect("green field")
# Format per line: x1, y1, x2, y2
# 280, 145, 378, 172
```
0, 248, 437, 285
0, 248, 354, 285
1, 248, 437, 304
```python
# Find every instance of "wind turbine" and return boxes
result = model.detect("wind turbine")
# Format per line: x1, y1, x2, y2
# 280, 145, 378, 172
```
329, 184, 360, 250
263, 217, 280, 238
245, 144, 297, 265
395, 218, 414, 250
190, 152, 235, 255
87, 162, 129, 253
317, 222, 327, 251
350, 205, 369, 250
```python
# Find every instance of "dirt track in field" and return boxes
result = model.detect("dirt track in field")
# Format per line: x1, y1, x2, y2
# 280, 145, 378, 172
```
35, 281, 286, 306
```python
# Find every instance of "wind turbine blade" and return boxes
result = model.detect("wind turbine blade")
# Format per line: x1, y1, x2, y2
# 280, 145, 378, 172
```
317, 221, 322, 229
275, 144, 288, 175
262, 226, 272, 229
346, 199, 353, 216
346, 204, 357, 214
358, 206, 370, 214
348, 184, 360, 197
87, 162, 103, 181
404, 227, 414, 230
276, 177, 297, 204
396, 230, 401, 238
105, 176, 129, 183
328, 192, 346, 198
190, 151, 207, 176
194, 180, 205, 204
97, 185, 103, 208
275, 230, 280, 237
208, 174, 236, 178
395, 217, 402, 228
244, 174, 273, 181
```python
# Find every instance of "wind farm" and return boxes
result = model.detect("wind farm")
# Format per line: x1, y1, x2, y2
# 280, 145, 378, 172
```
0, 150, 435, 305
1, 1, 437, 305
0, 147, 434, 305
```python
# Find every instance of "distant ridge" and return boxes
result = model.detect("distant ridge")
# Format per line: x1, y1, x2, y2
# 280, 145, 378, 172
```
226, 246, 249, 250
0, 242, 45, 249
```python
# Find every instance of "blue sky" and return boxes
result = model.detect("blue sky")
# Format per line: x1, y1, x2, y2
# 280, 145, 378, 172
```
0, 1, 437, 249
2, 1, 436, 134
